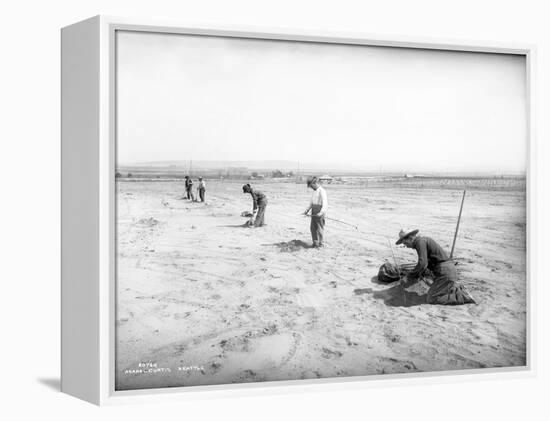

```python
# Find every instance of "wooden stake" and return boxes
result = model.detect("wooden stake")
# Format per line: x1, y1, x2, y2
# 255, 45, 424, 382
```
450, 190, 466, 259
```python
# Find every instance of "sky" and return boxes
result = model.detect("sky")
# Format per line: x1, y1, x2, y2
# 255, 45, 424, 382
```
116, 30, 527, 174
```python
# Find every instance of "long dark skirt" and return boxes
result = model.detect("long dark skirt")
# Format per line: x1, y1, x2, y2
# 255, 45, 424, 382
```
198, 187, 205, 202
254, 202, 267, 227
427, 261, 475, 305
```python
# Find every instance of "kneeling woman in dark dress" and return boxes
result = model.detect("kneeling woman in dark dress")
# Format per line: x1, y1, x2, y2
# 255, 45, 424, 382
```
396, 229, 476, 305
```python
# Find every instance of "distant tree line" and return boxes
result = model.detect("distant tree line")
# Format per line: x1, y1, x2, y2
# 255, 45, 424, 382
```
114, 169, 297, 180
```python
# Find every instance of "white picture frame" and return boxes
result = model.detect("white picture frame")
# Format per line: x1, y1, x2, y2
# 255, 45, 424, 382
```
61, 15, 536, 405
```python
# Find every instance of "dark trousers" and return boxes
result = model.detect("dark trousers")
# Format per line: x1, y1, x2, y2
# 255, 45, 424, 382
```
310, 205, 325, 246
254, 201, 267, 227
198, 188, 205, 202
186, 187, 195, 201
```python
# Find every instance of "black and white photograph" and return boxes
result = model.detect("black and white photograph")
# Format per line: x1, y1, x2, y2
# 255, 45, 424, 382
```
114, 30, 527, 391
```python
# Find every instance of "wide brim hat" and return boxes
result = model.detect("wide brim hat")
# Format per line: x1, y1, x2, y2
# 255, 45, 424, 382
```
396, 229, 419, 245
306, 176, 318, 187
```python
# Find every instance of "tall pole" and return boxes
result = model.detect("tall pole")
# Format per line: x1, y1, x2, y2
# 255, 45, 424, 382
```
450, 190, 466, 259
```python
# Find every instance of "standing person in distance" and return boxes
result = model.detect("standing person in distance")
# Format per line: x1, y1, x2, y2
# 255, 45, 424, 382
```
184, 175, 195, 201
197, 177, 206, 203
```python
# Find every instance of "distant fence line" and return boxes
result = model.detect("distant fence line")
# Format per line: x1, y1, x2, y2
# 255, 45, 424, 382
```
346, 177, 526, 191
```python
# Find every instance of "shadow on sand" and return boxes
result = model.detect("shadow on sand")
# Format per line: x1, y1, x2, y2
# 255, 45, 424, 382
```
217, 223, 251, 228
354, 276, 426, 307
262, 239, 312, 252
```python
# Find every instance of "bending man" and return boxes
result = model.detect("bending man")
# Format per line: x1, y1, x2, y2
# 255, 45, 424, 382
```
304, 176, 328, 248
396, 229, 475, 305
242, 184, 267, 227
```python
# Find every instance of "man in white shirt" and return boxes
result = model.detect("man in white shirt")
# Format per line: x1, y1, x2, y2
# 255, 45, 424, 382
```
303, 176, 328, 248
197, 177, 206, 202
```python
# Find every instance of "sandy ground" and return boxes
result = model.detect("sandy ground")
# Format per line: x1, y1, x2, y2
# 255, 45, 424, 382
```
115, 180, 526, 390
